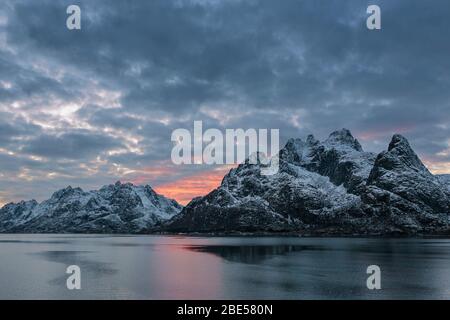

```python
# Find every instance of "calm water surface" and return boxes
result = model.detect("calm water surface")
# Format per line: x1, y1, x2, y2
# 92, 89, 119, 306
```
0, 234, 449, 299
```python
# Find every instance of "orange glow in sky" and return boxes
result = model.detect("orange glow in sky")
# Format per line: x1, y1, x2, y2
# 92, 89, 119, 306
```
154, 165, 236, 205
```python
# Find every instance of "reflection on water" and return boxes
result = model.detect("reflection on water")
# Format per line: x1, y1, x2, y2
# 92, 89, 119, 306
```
1, 234, 450, 299
186, 245, 325, 264
33, 250, 118, 276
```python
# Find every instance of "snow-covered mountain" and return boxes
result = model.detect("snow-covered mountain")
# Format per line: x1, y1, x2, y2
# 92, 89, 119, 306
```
0, 181, 182, 233
167, 129, 450, 235
2, 129, 450, 235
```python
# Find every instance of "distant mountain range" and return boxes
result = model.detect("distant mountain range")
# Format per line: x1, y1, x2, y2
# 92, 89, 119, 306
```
1, 129, 450, 235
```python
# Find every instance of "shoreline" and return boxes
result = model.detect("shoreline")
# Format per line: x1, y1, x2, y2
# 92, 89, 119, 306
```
1, 231, 450, 239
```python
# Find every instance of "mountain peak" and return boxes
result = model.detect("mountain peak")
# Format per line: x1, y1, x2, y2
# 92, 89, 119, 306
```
50, 185, 84, 200
368, 134, 431, 187
386, 134, 429, 172
306, 134, 318, 145
325, 128, 363, 151
112, 181, 135, 188
388, 134, 410, 151
1, 199, 38, 211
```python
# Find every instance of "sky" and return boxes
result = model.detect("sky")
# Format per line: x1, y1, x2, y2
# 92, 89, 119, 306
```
1, 0, 450, 206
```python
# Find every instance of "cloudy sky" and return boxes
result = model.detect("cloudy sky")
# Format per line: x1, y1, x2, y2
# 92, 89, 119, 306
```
1, 0, 450, 206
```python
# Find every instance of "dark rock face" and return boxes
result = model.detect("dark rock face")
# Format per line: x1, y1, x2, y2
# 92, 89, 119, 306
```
438, 174, 450, 191
366, 135, 449, 212
0, 182, 182, 233
167, 130, 450, 235
362, 134, 450, 233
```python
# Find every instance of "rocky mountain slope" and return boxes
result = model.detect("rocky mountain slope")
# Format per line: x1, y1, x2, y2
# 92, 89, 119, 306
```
438, 174, 450, 191
167, 129, 450, 235
0, 181, 182, 233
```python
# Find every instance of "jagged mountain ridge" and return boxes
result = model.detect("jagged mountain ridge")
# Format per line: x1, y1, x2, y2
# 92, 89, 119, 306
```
0, 181, 182, 233
167, 129, 450, 235
2, 129, 450, 235
281, 129, 376, 194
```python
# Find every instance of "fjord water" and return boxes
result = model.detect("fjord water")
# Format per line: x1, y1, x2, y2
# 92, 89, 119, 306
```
1, 235, 450, 299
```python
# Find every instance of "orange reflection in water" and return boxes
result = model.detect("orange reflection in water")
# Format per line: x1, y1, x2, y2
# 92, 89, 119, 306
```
148, 239, 224, 299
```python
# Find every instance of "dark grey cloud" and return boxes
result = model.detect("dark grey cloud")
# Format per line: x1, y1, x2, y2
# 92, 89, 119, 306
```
1, 0, 450, 203
22, 131, 124, 159
76, 105, 142, 130
0, 111, 42, 147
